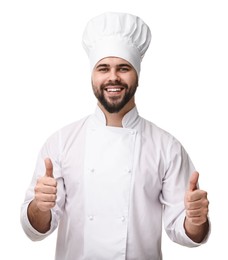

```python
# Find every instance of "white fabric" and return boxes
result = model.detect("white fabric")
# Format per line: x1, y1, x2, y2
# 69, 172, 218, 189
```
82, 12, 151, 75
21, 106, 206, 260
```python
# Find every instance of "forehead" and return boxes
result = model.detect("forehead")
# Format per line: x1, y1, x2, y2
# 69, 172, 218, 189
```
95, 57, 132, 67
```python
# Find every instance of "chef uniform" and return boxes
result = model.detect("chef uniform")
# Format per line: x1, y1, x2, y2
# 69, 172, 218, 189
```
21, 12, 208, 260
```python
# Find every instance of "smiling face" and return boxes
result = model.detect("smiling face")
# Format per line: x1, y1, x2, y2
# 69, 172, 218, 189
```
91, 57, 138, 113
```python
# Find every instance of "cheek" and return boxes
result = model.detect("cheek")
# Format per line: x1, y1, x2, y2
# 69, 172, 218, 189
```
123, 72, 138, 85
91, 78, 101, 94
92, 74, 104, 87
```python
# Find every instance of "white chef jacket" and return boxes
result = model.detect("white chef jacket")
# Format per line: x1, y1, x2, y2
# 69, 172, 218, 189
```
21, 106, 206, 260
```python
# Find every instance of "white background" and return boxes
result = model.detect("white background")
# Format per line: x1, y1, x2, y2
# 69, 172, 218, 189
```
0, 0, 227, 259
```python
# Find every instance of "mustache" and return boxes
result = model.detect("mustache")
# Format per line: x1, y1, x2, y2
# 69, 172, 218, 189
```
101, 81, 128, 89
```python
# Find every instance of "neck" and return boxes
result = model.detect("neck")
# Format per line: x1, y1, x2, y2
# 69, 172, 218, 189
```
98, 99, 135, 127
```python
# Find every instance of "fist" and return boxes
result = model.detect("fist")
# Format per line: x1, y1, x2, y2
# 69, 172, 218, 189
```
184, 171, 209, 226
34, 158, 57, 212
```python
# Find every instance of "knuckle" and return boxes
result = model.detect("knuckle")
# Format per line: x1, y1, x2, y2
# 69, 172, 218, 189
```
51, 194, 57, 202
34, 186, 39, 193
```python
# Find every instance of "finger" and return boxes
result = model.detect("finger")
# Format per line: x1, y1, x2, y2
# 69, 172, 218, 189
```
35, 183, 57, 194
44, 158, 54, 178
188, 171, 199, 192
36, 201, 56, 212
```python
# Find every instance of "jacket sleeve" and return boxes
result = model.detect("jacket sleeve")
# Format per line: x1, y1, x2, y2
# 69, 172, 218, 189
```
160, 137, 210, 247
20, 130, 66, 241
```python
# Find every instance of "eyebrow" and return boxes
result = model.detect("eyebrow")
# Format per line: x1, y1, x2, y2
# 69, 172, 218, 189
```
96, 64, 110, 69
117, 64, 132, 68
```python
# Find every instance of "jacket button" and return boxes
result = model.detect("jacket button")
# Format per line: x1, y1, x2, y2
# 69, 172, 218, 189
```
90, 168, 95, 173
89, 215, 94, 221
121, 216, 126, 222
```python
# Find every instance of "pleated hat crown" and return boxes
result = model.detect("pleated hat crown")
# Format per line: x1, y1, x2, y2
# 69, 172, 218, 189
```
82, 12, 151, 75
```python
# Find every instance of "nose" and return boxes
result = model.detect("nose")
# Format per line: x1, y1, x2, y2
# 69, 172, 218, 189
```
108, 69, 120, 82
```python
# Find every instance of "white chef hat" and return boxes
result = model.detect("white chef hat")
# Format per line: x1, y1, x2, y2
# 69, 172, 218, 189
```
82, 12, 151, 76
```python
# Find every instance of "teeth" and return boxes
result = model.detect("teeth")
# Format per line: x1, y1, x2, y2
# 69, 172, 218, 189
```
107, 88, 121, 92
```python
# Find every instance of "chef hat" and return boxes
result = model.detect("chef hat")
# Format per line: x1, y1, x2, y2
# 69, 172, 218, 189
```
82, 12, 151, 76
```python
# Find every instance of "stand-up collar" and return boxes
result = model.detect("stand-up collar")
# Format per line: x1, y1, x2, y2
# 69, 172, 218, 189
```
93, 106, 140, 129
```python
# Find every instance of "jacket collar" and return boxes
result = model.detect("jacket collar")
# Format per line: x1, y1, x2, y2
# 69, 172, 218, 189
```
93, 105, 140, 129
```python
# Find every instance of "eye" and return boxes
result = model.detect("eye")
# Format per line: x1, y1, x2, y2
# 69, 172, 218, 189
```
97, 67, 109, 72
119, 67, 130, 72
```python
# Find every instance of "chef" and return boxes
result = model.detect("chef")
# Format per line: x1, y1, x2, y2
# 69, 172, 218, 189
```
21, 12, 210, 260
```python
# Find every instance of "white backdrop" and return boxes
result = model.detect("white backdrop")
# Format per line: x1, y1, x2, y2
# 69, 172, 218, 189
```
0, 0, 227, 259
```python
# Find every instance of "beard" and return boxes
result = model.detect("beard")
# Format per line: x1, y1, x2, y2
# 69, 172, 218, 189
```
92, 80, 138, 113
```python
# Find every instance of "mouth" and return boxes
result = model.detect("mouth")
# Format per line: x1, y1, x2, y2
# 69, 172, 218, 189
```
104, 86, 125, 94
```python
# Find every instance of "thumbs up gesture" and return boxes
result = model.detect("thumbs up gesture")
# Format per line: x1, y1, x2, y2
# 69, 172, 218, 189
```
34, 158, 57, 212
184, 171, 209, 226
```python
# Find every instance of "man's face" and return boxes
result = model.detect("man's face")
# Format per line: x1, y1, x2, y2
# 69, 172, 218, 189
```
91, 57, 138, 113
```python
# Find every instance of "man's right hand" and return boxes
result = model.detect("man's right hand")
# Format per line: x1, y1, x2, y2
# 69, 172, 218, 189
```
34, 158, 57, 212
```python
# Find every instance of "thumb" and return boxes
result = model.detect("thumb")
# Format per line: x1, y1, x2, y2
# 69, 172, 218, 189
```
44, 158, 54, 178
188, 171, 199, 191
